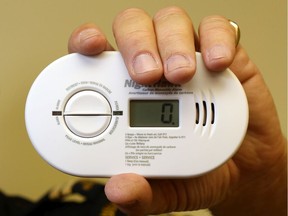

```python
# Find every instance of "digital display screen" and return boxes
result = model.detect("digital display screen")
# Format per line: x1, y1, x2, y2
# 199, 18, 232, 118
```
130, 100, 179, 127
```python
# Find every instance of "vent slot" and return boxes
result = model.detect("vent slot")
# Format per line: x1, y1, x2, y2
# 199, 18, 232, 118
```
211, 102, 215, 124
202, 101, 207, 126
195, 102, 200, 124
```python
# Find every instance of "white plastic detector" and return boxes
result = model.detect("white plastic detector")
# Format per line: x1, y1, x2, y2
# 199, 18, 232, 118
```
25, 52, 249, 178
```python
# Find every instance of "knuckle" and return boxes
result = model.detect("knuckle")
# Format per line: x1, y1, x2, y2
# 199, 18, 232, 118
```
153, 6, 193, 41
119, 29, 152, 47
158, 32, 186, 49
113, 8, 151, 37
113, 8, 154, 48
200, 25, 234, 45
114, 8, 148, 25
200, 15, 234, 35
154, 6, 186, 22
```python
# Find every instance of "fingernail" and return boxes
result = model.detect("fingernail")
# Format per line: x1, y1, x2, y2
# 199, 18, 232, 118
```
132, 53, 159, 74
79, 28, 99, 43
166, 54, 193, 73
207, 45, 230, 62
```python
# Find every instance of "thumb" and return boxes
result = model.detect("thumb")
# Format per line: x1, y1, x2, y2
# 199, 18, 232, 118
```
104, 173, 153, 216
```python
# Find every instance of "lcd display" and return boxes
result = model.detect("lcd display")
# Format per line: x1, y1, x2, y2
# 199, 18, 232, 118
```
130, 100, 179, 127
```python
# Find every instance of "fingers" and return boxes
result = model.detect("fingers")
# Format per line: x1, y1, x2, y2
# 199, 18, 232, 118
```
68, 8, 243, 85
113, 8, 240, 84
199, 16, 238, 71
68, 23, 114, 55
113, 7, 197, 84
113, 8, 163, 84
153, 7, 196, 83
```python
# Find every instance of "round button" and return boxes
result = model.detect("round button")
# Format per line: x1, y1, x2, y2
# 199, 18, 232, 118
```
64, 90, 111, 138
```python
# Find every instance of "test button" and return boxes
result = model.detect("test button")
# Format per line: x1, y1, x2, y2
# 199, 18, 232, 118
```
64, 90, 111, 138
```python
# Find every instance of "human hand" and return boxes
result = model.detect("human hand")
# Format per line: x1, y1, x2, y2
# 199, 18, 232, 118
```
68, 7, 287, 216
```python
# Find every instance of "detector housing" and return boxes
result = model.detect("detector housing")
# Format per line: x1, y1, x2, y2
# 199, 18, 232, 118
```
25, 52, 249, 178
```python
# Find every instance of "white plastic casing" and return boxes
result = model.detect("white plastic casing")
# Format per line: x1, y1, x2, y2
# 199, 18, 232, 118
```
25, 52, 249, 178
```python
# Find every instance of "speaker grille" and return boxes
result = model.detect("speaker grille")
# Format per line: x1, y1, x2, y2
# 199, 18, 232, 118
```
194, 90, 216, 136
195, 101, 215, 126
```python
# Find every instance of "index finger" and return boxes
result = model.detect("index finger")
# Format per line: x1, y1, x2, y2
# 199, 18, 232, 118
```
113, 8, 163, 84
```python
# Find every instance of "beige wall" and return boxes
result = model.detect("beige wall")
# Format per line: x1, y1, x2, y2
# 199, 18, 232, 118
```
0, 0, 286, 209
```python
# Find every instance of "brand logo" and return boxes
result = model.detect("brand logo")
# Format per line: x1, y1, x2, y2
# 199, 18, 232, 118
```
124, 79, 180, 90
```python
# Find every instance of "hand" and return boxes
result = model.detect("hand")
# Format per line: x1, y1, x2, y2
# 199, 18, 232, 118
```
68, 7, 287, 216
